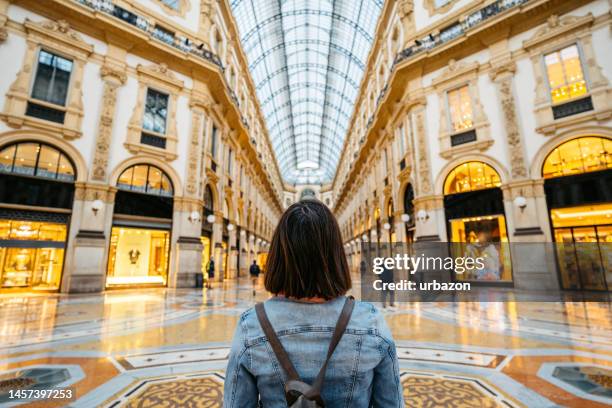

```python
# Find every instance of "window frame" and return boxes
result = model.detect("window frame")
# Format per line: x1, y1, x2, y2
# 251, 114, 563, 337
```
541, 42, 590, 106
0, 141, 76, 182
445, 84, 475, 134
29, 48, 75, 108
142, 87, 170, 136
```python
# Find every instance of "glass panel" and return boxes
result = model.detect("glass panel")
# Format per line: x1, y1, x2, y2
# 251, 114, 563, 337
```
572, 227, 606, 291
57, 153, 75, 181
130, 165, 149, 193
1, 248, 35, 288
0, 220, 9, 239
0, 220, 65, 291
160, 173, 173, 196
447, 85, 473, 132
31, 50, 73, 106
146, 166, 163, 195
201, 236, 211, 276
106, 227, 169, 286
444, 161, 501, 194
545, 44, 587, 104
36, 144, 60, 179
450, 215, 512, 282
596, 226, 612, 289
543, 137, 612, 178
13, 143, 39, 176
143, 89, 169, 134
554, 228, 580, 290
117, 167, 134, 190
0, 144, 16, 173
551, 203, 612, 228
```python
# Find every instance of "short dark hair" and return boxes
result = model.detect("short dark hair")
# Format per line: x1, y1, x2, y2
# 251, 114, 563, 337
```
264, 199, 351, 299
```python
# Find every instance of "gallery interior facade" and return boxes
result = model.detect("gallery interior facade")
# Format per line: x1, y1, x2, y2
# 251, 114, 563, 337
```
0, 0, 611, 406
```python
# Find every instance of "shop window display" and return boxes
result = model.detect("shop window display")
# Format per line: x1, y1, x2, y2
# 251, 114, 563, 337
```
106, 227, 170, 286
449, 216, 513, 282
0, 219, 66, 290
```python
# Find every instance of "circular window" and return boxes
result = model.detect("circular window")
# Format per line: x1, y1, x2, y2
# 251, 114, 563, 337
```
444, 161, 501, 195
542, 136, 612, 179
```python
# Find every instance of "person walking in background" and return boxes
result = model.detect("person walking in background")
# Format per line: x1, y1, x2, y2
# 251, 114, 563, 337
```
249, 260, 261, 296
224, 199, 404, 407
206, 259, 215, 289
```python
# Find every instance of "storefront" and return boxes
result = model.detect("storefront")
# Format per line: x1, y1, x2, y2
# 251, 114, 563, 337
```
222, 218, 229, 278
443, 161, 513, 284
106, 164, 173, 288
0, 142, 76, 292
201, 185, 214, 275
403, 184, 415, 245
543, 136, 612, 291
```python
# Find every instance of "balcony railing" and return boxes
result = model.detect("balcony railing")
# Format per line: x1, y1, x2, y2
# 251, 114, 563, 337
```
73, 0, 223, 68
395, 0, 530, 66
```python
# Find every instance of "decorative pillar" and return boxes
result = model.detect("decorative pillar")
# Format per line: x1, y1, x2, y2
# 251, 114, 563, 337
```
212, 211, 224, 281
228, 226, 237, 279
239, 230, 248, 276
92, 66, 126, 181
62, 184, 114, 293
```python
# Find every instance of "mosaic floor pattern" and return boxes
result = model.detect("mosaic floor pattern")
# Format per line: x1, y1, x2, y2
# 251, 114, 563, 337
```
0, 277, 610, 407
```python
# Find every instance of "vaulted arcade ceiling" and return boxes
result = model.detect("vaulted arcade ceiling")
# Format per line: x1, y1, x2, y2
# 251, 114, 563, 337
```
230, 0, 384, 185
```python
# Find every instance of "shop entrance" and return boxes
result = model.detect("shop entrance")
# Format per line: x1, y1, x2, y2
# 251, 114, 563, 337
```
106, 226, 169, 286
443, 161, 513, 284
542, 136, 612, 290
107, 164, 174, 288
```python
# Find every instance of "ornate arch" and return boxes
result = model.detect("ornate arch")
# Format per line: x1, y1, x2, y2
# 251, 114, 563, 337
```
0, 129, 87, 182
529, 127, 612, 180
109, 156, 183, 195
434, 154, 510, 195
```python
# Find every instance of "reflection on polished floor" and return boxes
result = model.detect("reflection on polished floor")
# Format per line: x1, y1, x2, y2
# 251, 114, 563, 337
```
0, 277, 611, 407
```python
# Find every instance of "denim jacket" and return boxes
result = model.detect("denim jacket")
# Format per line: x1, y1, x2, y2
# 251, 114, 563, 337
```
224, 296, 404, 407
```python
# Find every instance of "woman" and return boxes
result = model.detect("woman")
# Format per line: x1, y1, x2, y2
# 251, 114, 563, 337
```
224, 199, 403, 407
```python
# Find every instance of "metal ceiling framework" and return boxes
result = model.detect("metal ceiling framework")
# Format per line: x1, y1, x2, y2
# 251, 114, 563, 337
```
230, 0, 383, 184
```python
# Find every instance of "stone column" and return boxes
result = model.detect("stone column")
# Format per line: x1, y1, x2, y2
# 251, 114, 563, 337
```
239, 230, 248, 276
62, 184, 114, 293
212, 211, 224, 281
171, 198, 203, 288
227, 227, 238, 279
91, 66, 126, 181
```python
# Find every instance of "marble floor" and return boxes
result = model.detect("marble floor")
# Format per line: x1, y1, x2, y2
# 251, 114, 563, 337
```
0, 277, 611, 407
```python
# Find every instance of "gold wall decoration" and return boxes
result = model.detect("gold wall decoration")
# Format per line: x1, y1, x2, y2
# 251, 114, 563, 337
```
92, 66, 127, 181
1, 19, 93, 140
186, 109, 203, 195
492, 68, 528, 180
414, 106, 433, 195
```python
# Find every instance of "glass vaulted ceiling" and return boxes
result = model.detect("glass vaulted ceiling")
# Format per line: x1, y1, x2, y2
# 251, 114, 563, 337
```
230, 0, 384, 185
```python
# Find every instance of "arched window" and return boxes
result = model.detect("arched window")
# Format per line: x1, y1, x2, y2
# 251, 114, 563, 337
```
203, 185, 214, 214
542, 136, 612, 179
0, 142, 75, 181
117, 164, 173, 197
444, 161, 501, 195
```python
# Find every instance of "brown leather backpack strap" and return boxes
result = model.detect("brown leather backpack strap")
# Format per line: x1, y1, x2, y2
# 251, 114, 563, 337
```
306, 297, 355, 397
255, 303, 300, 381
